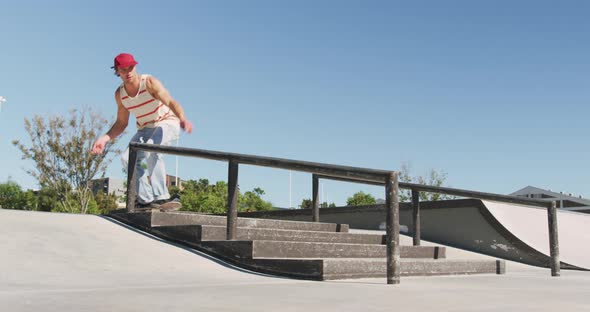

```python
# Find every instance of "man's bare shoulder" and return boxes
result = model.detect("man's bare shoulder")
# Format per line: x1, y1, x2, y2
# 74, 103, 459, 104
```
146, 75, 165, 93
114, 87, 124, 107
146, 75, 161, 86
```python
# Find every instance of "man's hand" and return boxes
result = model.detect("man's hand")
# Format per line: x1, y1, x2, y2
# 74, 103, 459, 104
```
91, 135, 111, 154
180, 119, 193, 134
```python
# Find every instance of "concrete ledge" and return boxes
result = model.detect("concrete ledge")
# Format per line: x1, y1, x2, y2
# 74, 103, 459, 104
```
153, 224, 385, 244
150, 211, 349, 232
199, 240, 445, 259
322, 258, 506, 280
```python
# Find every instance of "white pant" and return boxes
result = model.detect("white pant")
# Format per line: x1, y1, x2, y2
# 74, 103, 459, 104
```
121, 121, 180, 204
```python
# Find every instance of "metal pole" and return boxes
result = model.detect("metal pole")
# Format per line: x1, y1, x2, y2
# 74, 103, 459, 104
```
125, 147, 138, 213
385, 171, 400, 285
227, 160, 239, 240
321, 182, 324, 206
175, 137, 179, 187
312, 174, 320, 222
547, 201, 560, 277
411, 189, 421, 246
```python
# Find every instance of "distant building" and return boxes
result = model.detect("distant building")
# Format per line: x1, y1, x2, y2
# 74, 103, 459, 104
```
166, 175, 184, 189
511, 186, 590, 214
89, 177, 126, 198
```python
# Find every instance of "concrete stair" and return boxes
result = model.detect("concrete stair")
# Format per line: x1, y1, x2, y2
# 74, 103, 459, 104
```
153, 224, 382, 244
110, 210, 505, 280
321, 258, 505, 279
151, 211, 349, 232
198, 240, 443, 259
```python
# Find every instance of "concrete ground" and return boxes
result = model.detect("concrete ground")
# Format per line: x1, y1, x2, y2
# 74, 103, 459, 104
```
1, 209, 589, 312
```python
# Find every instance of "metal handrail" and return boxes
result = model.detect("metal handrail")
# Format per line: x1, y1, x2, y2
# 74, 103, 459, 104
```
125, 142, 402, 284
128, 143, 391, 182
314, 174, 548, 207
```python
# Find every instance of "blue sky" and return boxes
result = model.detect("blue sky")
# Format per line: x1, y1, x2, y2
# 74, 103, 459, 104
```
1, 0, 589, 207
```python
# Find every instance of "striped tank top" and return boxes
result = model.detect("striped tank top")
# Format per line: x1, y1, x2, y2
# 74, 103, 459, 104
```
119, 74, 178, 129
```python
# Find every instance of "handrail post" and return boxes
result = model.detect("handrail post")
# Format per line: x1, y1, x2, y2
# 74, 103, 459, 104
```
547, 201, 560, 277
125, 147, 138, 213
411, 189, 421, 246
385, 171, 400, 285
227, 160, 239, 240
312, 174, 320, 222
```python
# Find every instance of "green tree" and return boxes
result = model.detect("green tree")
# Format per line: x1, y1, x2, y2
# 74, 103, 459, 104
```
95, 191, 119, 214
180, 179, 228, 213
240, 187, 273, 212
299, 198, 336, 209
346, 191, 377, 206
299, 198, 312, 209
0, 180, 37, 210
12, 107, 121, 214
398, 162, 455, 202
52, 191, 100, 214
36, 187, 58, 211
168, 185, 181, 200
321, 201, 337, 208
20, 189, 39, 210
0, 180, 23, 209
178, 179, 273, 213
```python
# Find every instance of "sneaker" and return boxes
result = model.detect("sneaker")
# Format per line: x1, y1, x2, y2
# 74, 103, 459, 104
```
154, 198, 182, 212
135, 201, 161, 211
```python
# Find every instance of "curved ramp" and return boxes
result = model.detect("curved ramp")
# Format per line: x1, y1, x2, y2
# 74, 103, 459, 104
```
482, 200, 590, 270
401, 199, 590, 270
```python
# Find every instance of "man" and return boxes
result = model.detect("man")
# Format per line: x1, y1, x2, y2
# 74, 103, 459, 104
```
92, 53, 193, 210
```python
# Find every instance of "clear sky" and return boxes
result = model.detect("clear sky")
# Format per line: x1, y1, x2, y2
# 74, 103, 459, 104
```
1, 0, 589, 207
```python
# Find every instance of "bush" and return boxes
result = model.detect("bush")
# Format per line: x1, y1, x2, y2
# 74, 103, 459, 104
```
0, 180, 37, 210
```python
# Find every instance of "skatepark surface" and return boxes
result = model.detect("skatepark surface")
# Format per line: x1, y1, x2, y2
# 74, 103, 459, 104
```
1, 209, 589, 312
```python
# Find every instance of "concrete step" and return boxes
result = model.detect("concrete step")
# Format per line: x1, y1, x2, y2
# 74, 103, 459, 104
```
149, 211, 349, 232
152, 224, 385, 244
320, 258, 506, 280
199, 240, 445, 260
205, 258, 504, 281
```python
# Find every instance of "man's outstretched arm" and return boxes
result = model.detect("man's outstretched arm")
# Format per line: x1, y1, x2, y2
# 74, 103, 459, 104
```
91, 90, 130, 154
146, 76, 193, 133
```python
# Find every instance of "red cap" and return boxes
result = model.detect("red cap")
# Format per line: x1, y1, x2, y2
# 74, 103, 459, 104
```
112, 53, 138, 69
